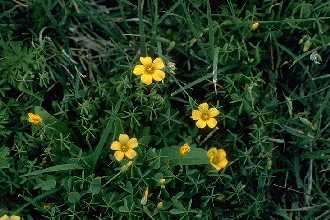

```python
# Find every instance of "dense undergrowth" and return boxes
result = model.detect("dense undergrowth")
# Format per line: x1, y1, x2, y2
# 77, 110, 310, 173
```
0, 0, 330, 219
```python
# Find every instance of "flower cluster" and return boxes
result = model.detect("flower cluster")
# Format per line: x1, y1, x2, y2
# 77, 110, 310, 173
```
27, 56, 229, 172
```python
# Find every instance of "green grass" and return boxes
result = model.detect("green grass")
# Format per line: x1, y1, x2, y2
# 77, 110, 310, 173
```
1, 0, 330, 219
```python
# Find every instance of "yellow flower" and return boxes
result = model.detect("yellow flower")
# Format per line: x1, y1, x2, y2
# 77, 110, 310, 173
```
207, 147, 228, 171
191, 103, 219, 129
179, 143, 190, 156
27, 112, 42, 125
111, 134, 138, 161
250, 21, 260, 31
133, 56, 166, 85
0, 215, 21, 220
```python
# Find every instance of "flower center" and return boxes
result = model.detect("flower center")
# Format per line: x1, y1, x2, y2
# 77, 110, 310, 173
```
201, 112, 209, 120
121, 145, 129, 152
145, 65, 154, 74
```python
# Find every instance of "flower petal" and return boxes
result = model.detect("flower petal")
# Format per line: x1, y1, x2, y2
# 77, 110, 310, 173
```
218, 159, 228, 169
114, 151, 125, 161
217, 149, 227, 159
206, 118, 217, 128
10, 216, 21, 220
196, 119, 207, 128
152, 57, 165, 69
191, 110, 202, 120
208, 107, 220, 117
127, 138, 138, 149
140, 57, 152, 66
210, 162, 222, 171
210, 162, 220, 171
111, 141, 121, 150
207, 147, 218, 159
152, 70, 165, 81
119, 134, 129, 145
133, 65, 145, 75
141, 74, 153, 85
198, 103, 209, 112
125, 149, 137, 159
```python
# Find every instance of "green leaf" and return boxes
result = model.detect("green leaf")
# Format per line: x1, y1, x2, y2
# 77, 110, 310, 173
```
170, 209, 186, 215
68, 192, 81, 204
0, 146, 10, 169
89, 177, 102, 195
303, 149, 330, 160
160, 147, 208, 166
35, 176, 56, 191
33, 106, 71, 138
22, 163, 83, 177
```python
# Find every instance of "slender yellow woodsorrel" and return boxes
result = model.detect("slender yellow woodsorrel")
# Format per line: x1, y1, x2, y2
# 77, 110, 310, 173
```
111, 134, 138, 161
133, 56, 165, 85
207, 147, 228, 171
27, 112, 42, 125
191, 103, 219, 129
179, 143, 191, 156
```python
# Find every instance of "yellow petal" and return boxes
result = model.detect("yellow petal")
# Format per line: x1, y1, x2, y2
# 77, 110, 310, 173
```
217, 149, 227, 159
119, 134, 129, 145
191, 110, 202, 120
10, 216, 21, 220
140, 57, 152, 66
210, 162, 222, 171
127, 138, 138, 149
206, 118, 217, 128
152, 70, 165, 81
218, 159, 228, 169
125, 149, 137, 159
198, 103, 209, 112
111, 141, 121, 150
152, 57, 165, 69
207, 147, 218, 159
208, 107, 220, 117
0, 215, 9, 220
196, 119, 207, 128
141, 74, 153, 85
114, 151, 125, 161
133, 65, 145, 75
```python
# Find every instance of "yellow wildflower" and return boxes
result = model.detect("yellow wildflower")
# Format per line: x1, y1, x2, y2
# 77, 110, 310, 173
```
191, 103, 219, 129
207, 147, 228, 171
250, 21, 260, 31
133, 56, 166, 85
0, 215, 21, 220
111, 134, 138, 161
179, 143, 190, 156
27, 112, 42, 125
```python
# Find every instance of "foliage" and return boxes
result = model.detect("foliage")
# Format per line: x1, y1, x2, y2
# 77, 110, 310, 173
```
0, 0, 330, 219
